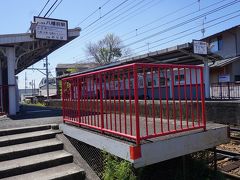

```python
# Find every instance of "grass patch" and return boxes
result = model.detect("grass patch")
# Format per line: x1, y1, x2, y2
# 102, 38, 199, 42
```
102, 152, 136, 180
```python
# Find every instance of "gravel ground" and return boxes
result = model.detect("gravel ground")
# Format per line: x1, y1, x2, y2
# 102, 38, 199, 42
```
0, 104, 63, 130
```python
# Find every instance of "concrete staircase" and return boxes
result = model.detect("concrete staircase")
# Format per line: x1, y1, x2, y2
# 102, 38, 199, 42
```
0, 124, 85, 180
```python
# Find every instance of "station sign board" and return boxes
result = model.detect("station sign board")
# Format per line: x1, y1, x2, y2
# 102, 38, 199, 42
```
219, 74, 230, 83
193, 40, 208, 55
34, 16, 68, 41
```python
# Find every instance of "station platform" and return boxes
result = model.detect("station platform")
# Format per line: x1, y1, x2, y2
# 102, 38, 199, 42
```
60, 122, 229, 168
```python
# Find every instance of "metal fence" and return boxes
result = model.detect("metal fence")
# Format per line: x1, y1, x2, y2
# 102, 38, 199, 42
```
62, 63, 206, 145
211, 82, 240, 99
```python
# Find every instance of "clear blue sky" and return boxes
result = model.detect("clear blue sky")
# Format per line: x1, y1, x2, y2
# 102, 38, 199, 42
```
0, 0, 239, 89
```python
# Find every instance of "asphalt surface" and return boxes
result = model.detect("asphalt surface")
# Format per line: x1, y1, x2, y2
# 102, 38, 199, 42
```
0, 105, 63, 130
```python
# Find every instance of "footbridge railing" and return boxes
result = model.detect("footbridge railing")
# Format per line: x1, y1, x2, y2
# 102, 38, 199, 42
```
62, 63, 206, 145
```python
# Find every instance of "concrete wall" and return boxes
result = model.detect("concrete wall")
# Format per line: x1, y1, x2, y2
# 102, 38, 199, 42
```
48, 99, 240, 125
205, 101, 240, 125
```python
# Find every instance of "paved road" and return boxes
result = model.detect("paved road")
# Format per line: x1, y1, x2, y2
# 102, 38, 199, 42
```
0, 105, 63, 130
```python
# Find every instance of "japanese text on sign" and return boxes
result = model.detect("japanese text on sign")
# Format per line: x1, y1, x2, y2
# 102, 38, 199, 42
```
34, 17, 68, 41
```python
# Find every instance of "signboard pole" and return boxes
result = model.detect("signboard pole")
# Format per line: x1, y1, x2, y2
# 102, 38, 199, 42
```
46, 56, 49, 100
203, 59, 210, 99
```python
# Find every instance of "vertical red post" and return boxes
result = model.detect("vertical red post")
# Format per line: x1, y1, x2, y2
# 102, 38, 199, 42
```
123, 74, 127, 134
143, 68, 148, 136
158, 68, 163, 133
165, 68, 170, 131
200, 67, 206, 130
104, 74, 108, 129
128, 69, 133, 135
133, 64, 140, 145
151, 68, 156, 134
195, 68, 200, 126
177, 68, 183, 130
170, 67, 176, 131
109, 75, 112, 130
117, 71, 121, 133
189, 68, 194, 127
99, 74, 104, 132
184, 68, 189, 128
62, 79, 65, 121
77, 78, 81, 124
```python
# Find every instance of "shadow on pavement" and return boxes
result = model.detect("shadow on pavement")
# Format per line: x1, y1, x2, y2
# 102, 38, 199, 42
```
9, 105, 62, 120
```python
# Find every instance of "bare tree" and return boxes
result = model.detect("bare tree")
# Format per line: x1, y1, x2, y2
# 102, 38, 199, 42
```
86, 33, 130, 65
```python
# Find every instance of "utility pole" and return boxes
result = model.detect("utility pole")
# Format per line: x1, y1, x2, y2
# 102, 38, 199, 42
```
46, 56, 49, 100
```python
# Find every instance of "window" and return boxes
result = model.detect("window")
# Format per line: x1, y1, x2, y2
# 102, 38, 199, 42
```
210, 36, 222, 52
175, 74, 185, 84
147, 79, 157, 87
235, 75, 240, 82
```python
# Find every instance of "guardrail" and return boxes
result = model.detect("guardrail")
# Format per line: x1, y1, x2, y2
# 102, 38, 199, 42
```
62, 63, 206, 145
211, 82, 240, 99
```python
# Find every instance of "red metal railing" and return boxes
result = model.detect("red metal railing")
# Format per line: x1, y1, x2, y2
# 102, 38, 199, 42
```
0, 85, 8, 115
62, 63, 206, 145
211, 82, 240, 99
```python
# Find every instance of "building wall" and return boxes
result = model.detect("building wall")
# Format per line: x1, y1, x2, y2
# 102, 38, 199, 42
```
236, 29, 240, 56
220, 32, 237, 58
205, 27, 240, 58
231, 60, 240, 81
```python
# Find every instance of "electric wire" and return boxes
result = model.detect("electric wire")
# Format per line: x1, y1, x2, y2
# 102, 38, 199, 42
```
82, 0, 129, 30
71, 0, 238, 54
133, 9, 240, 53
71, 5, 240, 62
75, 0, 112, 27
123, 0, 234, 42
120, 12, 240, 60
124, 0, 240, 47
120, 0, 199, 38
44, 0, 58, 17
79, 0, 149, 39
47, 0, 63, 17
80, 0, 160, 40
38, 0, 51, 17
50, 0, 238, 62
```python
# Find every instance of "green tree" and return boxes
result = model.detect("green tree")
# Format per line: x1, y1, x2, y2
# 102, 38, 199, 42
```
86, 33, 131, 65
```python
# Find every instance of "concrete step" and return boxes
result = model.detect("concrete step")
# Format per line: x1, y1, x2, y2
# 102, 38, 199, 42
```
0, 150, 73, 178
0, 129, 62, 147
0, 138, 63, 161
2, 163, 85, 180
0, 124, 58, 136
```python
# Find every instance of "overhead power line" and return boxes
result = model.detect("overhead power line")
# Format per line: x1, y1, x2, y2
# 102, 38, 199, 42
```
120, 11, 240, 60
76, 0, 112, 27
134, 9, 240, 53
123, 0, 232, 42
120, 0, 199, 38
82, 0, 129, 30
124, 0, 240, 47
69, 0, 161, 51
44, 0, 58, 17
68, 8, 240, 63
38, 0, 51, 17
79, 0, 149, 39
47, 0, 63, 17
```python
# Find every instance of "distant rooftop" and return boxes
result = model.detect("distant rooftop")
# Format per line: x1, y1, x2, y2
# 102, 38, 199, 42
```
202, 24, 240, 40
56, 62, 98, 69
209, 56, 240, 68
